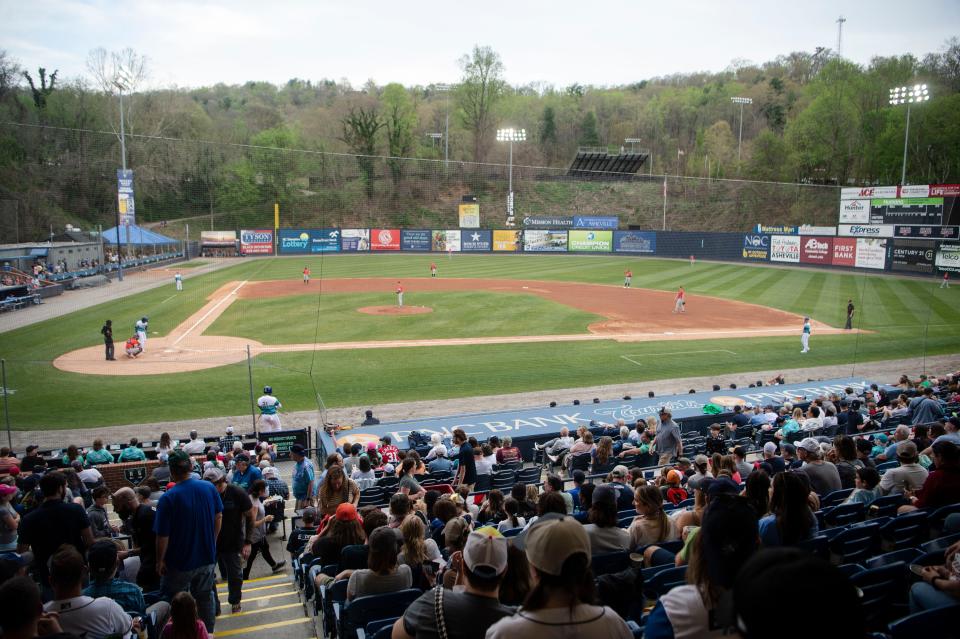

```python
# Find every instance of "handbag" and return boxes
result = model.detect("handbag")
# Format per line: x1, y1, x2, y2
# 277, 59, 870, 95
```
434, 585, 449, 639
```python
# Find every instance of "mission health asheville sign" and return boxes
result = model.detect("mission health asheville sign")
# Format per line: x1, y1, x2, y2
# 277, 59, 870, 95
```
335, 378, 876, 446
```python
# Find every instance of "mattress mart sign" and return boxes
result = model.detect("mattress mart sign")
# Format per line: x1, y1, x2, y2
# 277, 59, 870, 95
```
770, 235, 800, 263
839, 224, 895, 238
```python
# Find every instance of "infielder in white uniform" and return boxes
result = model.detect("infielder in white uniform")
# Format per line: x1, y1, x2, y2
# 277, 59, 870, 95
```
174, 272, 183, 291
801, 316, 811, 353
257, 385, 283, 432
134, 316, 148, 351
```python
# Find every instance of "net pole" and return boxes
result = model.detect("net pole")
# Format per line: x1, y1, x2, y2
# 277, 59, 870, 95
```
1, 359, 11, 449
247, 345, 258, 438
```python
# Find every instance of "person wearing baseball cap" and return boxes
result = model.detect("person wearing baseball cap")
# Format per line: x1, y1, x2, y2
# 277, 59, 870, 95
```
795, 437, 841, 496
487, 517, 632, 638
394, 526, 515, 639
878, 440, 929, 496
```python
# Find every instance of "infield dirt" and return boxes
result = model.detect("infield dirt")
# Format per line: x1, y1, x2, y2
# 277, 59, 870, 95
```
53, 277, 855, 376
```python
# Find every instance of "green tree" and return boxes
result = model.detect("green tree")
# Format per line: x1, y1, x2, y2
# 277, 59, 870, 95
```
341, 106, 384, 198
538, 105, 558, 162
579, 111, 599, 146
249, 126, 299, 207
382, 83, 416, 186
703, 120, 736, 177
23, 67, 58, 110
456, 45, 505, 163
746, 130, 790, 181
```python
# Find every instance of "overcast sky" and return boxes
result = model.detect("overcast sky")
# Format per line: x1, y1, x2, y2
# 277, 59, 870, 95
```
2, 0, 958, 90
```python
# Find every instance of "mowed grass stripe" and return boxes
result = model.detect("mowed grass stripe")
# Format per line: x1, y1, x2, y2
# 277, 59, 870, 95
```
864, 277, 918, 328
901, 279, 957, 325
723, 266, 791, 300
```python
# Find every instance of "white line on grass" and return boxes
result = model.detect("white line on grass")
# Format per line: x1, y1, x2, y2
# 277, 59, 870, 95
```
172, 280, 247, 346
159, 294, 177, 304
620, 349, 738, 367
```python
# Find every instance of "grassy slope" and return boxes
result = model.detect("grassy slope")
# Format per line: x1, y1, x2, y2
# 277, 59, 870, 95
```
2, 254, 957, 429
206, 291, 602, 344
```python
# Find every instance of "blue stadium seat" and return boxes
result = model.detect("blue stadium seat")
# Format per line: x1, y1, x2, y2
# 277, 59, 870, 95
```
569, 453, 592, 474
618, 515, 635, 528
865, 548, 921, 570
318, 579, 348, 637
501, 527, 522, 538
821, 488, 854, 508
851, 562, 910, 629
868, 494, 907, 519
797, 535, 829, 560
927, 503, 960, 537
919, 532, 960, 554
644, 565, 687, 599
824, 502, 866, 528
836, 563, 865, 578
358, 487, 386, 508
879, 511, 929, 551
592, 551, 631, 576
876, 460, 900, 474
830, 522, 882, 565
516, 467, 541, 484
888, 604, 960, 639
473, 474, 493, 492
336, 589, 422, 639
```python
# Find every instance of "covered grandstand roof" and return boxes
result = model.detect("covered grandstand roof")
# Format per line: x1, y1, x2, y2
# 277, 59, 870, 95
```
102, 225, 178, 245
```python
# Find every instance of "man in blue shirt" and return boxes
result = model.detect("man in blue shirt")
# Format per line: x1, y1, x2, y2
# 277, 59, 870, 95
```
154, 450, 222, 633
427, 447, 454, 474
230, 454, 262, 490
290, 444, 315, 509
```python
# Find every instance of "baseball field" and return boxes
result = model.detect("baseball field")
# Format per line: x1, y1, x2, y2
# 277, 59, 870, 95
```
3, 253, 958, 429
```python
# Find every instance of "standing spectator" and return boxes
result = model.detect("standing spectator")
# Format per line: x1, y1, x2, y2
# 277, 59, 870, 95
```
289, 444, 315, 509
203, 468, 254, 614
317, 465, 360, 517
242, 480, 285, 579
487, 517, 632, 638
0, 483, 21, 552
18, 471, 94, 589
496, 437, 521, 465
86, 486, 113, 538
112, 486, 160, 591
85, 439, 114, 466
119, 438, 147, 462
654, 411, 682, 466
393, 527, 514, 639
154, 450, 223, 633
43, 546, 136, 639
453, 428, 477, 491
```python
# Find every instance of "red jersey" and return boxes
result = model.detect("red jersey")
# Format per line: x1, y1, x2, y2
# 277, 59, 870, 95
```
625, 270, 632, 277
676, 289, 685, 300
303, 268, 310, 276
396, 285, 404, 294
379, 444, 400, 465
430, 263, 437, 270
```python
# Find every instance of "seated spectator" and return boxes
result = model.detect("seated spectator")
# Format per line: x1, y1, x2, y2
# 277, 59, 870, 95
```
908, 537, 960, 612
395, 527, 514, 639
61, 444, 85, 468
118, 438, 146, 462
84, 539, 169, 622
426, 446, 453, 475
85, 439, 114, 466
474, 446, 494, 477
486, 517, 632, 638
351, 455, 377, 490
498, 498, 526, 533
582, 485, 630, 553
397, 515, 443, 573
879, 440, 929, 495
922, 416, 960, 456
86, 486, 113, 539
342, 527, 412, 601
566, 431, 596, 470
592, 436, 614, 468
162, 591, 208, 639
378, 436, 400, 465
309, 503, 366, 587
317, 464, 360, 516
743, 469, 771, 518
0, 483, 20, 552
397, 458, 425, 501
686, 455, 713, 490
202, 451, 225, 475
830, 435, 861, 489
644, 495, 759, 638
629, 484, 676, 548
388, 492, 415, 529
901, 441, 960, 512
44, 546, 136, 639
0, 576, 78, 639
606, 466, 635, 511
795, 438, 841, 495
18, 445, 43, 473
912, 424, 933, 454
759, 472, 818, 547
910, 386, 944, 425
513, 492, 568, 550
660, 469, 688, 506
843, 466, 882, 506
478, 489, 507, 526
734, 548, 864, 639
181, 431, 206, 455
496, 436, 521, 465
543, 474, 574, 514
801, 405, 823, 431
286, 507, 317, 558
704, 424, 727, 455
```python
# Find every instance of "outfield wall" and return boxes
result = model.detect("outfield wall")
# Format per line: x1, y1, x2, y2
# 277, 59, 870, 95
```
238, 226, 959, 277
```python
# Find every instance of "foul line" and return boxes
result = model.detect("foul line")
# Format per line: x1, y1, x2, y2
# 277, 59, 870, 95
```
172, 280, 247, 346
159, 294, 177, 304
621, 349, 738, 367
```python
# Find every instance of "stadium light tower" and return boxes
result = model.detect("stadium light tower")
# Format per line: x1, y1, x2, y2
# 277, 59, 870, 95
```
435, 84, 451, 165
889, 84, 931, 185
730, 97, 753, 163
497, 128, 526, 222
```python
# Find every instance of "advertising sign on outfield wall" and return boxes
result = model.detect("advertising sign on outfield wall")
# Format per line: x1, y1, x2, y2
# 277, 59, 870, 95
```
432, 230, 461, 252
458, 203, 480, 228
895, 225, 959, 240
239, 229, 274, 255
341, 229, 370, 251
401, 230, 432, 251
613, 231, 657, 254
936, 244, 960, 273
493, 230, 522, 252
770, 235, 800, 263
800, 237, 832, 264
930, 184, 960, 197
524, 230, 568, 252
741, 234, 770, 260
573, 216, 618, 230
277, 229, 340, 254
870, 198, 944, 226
755, 224, 798, 235
899, 185, 931, 198
841, 186, 898, 199
799, 225, 837, 236
523, 216, 573, 228
370, 228, 401, 251
891, 240, 935, 274
839, 224, 896, 238
568, 230, 613, 252
855, 238, 887, 270
839, 199, 871, 224
832, 238, 856, 266
461, 230, 492, 252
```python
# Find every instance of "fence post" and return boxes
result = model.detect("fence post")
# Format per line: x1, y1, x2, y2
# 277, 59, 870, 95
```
247, 345, 258, 438
1, 359, 11, 449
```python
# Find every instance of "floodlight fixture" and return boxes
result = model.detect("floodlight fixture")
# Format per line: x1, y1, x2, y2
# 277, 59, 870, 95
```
888, 84, 932, 185
730, 97, 753, 163
496, 128, 527, 219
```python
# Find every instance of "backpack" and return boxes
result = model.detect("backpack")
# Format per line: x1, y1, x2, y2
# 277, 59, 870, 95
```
408, 431, 432, 449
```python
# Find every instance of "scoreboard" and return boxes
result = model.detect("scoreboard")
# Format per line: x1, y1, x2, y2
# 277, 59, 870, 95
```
869, 198, 944, 225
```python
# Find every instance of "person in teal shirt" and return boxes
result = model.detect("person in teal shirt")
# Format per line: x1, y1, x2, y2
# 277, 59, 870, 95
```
84, 439, 114, 465
118, 438, 147, 462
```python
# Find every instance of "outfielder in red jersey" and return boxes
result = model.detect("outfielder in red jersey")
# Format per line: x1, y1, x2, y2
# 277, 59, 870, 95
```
430, 262, 437, 278
673, 287, 686, 313
623, 269, 632, 288
302, 266, 310, 284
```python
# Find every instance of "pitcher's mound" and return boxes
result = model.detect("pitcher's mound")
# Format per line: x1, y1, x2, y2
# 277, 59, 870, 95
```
357, 305, 433, 316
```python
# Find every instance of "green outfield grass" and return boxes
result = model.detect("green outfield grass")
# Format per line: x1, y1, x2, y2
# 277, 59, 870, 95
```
206, 291, 602, 344
2, 254, 958, 429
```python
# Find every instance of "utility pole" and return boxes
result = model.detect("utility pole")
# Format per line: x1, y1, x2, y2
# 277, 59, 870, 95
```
731, 97, 753, 164
836, 16, 846, 58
